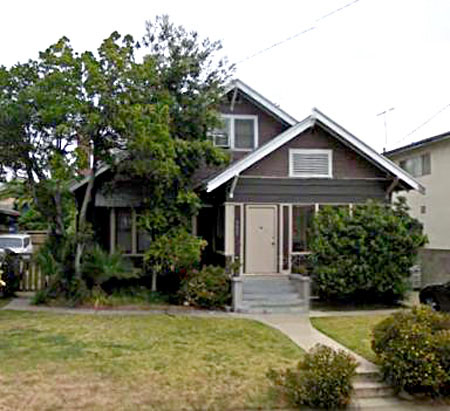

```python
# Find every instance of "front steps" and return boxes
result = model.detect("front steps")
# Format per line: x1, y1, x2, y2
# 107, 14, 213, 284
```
237, 275, 308, 314
353, 371, 394, 400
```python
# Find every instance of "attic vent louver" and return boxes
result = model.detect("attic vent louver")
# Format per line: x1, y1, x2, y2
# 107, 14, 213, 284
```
289, 149, 332, 178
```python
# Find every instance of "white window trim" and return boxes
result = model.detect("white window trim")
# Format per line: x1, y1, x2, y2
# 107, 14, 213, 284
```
221, 114, 258, 151
289, 148, 333, 178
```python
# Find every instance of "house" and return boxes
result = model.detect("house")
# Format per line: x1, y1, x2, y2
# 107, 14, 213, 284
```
385, 132, 450, 286
71, 80, 423, 310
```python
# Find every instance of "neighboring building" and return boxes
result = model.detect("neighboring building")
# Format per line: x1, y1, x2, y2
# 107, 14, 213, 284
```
0, 197, 19, 233
72, 79, 423, 277
386, 131, 450, 286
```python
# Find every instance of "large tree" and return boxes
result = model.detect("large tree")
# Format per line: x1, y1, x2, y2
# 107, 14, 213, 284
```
0, 16, 232, 287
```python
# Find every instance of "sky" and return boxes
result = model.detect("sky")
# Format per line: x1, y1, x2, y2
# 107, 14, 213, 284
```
1, 0, 450, 152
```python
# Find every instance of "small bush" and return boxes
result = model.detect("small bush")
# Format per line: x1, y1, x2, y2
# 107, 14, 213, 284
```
268, 344, 358, 409
82, 246, 137, 289
372, 306, 450, 396
178, 265, 231, 309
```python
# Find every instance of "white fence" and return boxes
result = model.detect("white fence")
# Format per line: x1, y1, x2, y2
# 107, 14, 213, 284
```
18, 258, 47, 291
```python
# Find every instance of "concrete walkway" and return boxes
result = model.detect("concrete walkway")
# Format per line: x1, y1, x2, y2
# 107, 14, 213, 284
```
245, 313, 378, 374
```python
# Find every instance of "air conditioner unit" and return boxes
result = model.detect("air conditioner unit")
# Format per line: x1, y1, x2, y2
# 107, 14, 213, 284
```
213, 132, 230, 148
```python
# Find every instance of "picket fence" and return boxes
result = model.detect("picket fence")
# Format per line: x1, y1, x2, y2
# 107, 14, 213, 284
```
18, 258, 47, 291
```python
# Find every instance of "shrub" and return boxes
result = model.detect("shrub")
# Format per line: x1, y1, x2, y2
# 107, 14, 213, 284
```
81, 245, 137, 289
145, 228, 206, 291
309, 198, 427, 303
178, 265, 231, 309
372, 306, 450, 396
268, 344, 358, 409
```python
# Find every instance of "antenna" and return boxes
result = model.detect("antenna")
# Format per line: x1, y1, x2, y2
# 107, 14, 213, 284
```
376, 107, 395, 152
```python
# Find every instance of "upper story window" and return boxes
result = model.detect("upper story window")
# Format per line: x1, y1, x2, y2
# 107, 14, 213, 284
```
211, 115, 258, 151
289, 149, 333, 178
399, 153, 431, 177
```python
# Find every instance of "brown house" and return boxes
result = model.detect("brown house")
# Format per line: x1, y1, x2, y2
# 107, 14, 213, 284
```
71, 80, 423, 310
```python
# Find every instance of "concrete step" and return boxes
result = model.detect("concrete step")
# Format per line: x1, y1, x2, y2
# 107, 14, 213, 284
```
353, 380, 394, 399
244, 298, 305, 307
238, 275, 307, 314
349, 396, 411, 410
242, 292, 300, 300
242, 285, 297, 294
237, 305, 308, 314
354, 371, 382, 384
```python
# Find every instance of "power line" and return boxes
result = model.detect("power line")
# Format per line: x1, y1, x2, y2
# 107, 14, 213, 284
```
235, 0, 362, 65
393, 103, 450, 146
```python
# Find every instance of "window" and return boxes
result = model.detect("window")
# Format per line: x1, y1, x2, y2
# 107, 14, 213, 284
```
399, 153, 431, 177
116, 209, 132, 253
289, 149, 332, 178
292, 205, 315, 252
211, 115, 258, 150
115, 209, 151, 255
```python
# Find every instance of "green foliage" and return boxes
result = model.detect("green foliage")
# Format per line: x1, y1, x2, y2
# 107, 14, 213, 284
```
268, 344, 358, 409
0, 251, 20, 297
81, 246, 137, 289
178, 265, 231, 309
372, 306, 450, 396
33, 235, 88, 305
309, 198, 427, 303
145, 228, 206, 274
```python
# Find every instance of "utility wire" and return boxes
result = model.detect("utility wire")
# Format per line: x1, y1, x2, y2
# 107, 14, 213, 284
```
235, 0, 362, 65
393, 103, 450, 145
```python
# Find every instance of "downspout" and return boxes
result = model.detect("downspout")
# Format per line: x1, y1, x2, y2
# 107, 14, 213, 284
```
228, 175, 239, 200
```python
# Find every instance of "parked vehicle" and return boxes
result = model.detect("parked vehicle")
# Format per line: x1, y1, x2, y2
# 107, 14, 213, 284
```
0, 234, 33, 255
419, 281, 450, 312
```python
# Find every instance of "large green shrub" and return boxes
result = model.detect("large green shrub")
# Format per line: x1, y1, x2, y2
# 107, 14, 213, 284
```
372, 306, 450, 396
309, 198, 427, 303
268, 344, 358, 409
178, 265, 231, 309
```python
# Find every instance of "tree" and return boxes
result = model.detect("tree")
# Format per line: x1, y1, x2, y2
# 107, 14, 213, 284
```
309, 198, 428, 303
0, 38, 82, 244
0, 16, 233, 296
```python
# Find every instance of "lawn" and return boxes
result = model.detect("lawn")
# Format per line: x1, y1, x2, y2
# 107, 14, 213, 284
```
0, 311, 302, 410
311, 315, 388, 363
0, 298, 10, 308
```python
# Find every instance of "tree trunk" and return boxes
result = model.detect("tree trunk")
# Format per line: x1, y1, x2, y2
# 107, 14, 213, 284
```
151, 269, 157, 292
75, 165, 96, 278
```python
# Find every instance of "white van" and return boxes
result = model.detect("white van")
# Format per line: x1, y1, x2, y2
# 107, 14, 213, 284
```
0, 234, 33, 255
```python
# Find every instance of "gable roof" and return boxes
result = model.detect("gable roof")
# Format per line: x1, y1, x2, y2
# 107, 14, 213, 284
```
385, 130, 450, 157
205, 108, 425, 194
226, 79, 297, 126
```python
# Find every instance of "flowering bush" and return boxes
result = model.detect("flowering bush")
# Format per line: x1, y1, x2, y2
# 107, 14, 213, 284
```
268, 344, 358, 409
372, 306, 450, 396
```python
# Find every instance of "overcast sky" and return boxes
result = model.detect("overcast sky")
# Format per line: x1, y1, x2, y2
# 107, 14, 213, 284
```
2, 0, 449, 152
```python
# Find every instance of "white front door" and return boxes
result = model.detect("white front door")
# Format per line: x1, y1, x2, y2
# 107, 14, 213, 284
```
245, 205, 277, 273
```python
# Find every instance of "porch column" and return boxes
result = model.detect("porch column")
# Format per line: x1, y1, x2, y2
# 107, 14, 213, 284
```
224, 203, 235, 259
110, 208, 116, 254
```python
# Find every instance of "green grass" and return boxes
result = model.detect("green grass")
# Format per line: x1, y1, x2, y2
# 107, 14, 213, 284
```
311, 315, 388, 363
0, 297, 11, 308
0, 311, 302, 410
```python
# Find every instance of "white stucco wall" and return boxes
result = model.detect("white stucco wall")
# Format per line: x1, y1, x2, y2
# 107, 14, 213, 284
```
389, 138, 450, 250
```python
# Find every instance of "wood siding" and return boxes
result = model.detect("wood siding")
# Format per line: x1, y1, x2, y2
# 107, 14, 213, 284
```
243, 127, 387, 179
219, 90, 289, 156
233, 177, 388, 203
